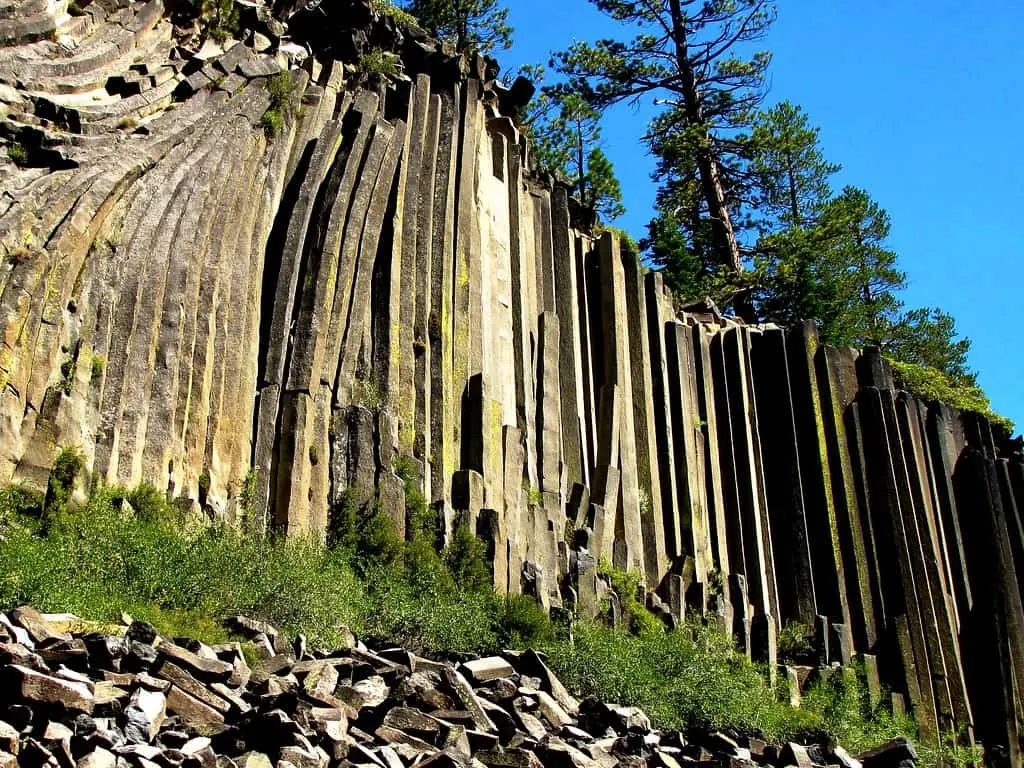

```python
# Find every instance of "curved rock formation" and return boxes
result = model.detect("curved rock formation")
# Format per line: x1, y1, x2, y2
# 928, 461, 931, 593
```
2, 0, 1023, 761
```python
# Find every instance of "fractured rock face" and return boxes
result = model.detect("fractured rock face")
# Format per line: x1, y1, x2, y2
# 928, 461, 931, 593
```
0, 0, 1021, 757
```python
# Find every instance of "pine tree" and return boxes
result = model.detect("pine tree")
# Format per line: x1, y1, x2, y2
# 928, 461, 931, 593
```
554, 0, 776, 319
749, 101, 839, 230
816, 186, 906, 348
529, 90, 625, 221
402, 0, 512, 54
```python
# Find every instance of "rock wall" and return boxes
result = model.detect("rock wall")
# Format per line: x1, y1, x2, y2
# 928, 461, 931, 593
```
1, 0, 1023, 761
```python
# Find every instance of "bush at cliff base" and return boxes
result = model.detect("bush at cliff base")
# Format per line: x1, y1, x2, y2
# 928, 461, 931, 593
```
0, 484, 974, 762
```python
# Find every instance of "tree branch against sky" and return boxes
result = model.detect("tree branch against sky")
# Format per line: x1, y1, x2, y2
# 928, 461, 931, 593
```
403, 0, 513, 54
552, 0, 775, 320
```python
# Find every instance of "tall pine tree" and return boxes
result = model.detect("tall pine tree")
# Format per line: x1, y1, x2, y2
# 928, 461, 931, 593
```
553, 0, 775, 318
402, 0, 512, 54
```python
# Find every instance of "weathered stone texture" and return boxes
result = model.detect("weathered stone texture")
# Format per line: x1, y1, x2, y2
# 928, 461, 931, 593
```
2, 1, 1023, 756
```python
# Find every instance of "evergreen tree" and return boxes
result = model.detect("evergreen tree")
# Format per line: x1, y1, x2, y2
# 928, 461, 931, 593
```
760, 186, 972, 381
554, 0, 776, 318
880, 308, 972, 382
816, 186, 906, 348
749, 101, 839, 230
746, 104, 840, 328
403, 0, 512, 54
582, 146, 626, 221
529, 91, 625, 220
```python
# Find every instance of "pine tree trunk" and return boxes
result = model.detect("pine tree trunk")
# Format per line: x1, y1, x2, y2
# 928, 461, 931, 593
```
667, 0, 751, 320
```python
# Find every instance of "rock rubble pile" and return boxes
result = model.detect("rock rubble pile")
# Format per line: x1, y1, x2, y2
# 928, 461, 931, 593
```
0, 607, 916, 768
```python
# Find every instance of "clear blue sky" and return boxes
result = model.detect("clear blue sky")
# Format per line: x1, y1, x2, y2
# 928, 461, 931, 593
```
501, 0, 1024, 433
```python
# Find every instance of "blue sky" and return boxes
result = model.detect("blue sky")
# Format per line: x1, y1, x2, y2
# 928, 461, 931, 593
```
501, 0, 1024, 433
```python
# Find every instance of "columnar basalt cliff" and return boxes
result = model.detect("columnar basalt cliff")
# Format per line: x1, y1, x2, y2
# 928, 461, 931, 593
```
1, 0, 1023, 762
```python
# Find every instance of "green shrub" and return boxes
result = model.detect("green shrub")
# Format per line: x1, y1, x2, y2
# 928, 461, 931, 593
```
890, 359, 1014, 435
493, 594, 558, 648
443, 524, 491, 592
357, 49, 399, 79
597, 558, 662, 635
7, 144, 28, 166
201, 0, 238, 42
260, 109, 284, 138
238, 468, 259, 530
43, 446, 84, 521
777, 620, 814, 663
542, 618, 817, 740
260, 72, 294, 139
0, 489, 367, 647
370, 0, 417, 27
60, 358, 76, 395
127, 482, 174, 522
91, 355, 105, 380
594, 223, 639, 253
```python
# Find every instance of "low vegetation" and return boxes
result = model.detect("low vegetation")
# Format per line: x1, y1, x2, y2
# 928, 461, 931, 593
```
890, 359, 1014, 436
6, 143, 28, 166
260, 71, 295, 139
370, 0, 418, 28
201, 0, 239, 42
0, 460, 971, 763
356, 49, 400, 82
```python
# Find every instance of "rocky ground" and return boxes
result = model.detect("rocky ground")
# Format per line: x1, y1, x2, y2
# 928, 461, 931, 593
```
0, 606, 918, 768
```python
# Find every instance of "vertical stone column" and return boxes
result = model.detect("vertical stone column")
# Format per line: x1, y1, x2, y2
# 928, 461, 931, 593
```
502, 425, 526, 594
721, 326, 778, 658
623, 250, 667, 581
897, 395, 971, 728
663, 319, 712, 605
856, 386, 939, 740
575, 235, 599, 480
645, 275, 683, 561
954, 449, 1024, 767
750, 326, 817, 627
690, 323, 731, 604
786, 322, 852, 635
596, 233, 643, 576
708, 328, 747, 582
397, 76, 430, 459
536, 311, 564, 599
508, 141, 539, 491
550, 186, 587, 492
429, 89, 458, 504
818, 345, 880, 650
412, 95, 440, 493
925, 403, 973, 623
453, 78, 482, 477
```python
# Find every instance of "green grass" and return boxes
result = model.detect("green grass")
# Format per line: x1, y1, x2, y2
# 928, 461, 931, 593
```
542, 619, 816, 740
7, 144, 28, 166
0, 476, 957, 760
0, 489, 367, 647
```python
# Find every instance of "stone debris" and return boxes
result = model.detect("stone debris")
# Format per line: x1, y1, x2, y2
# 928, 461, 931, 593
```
1, 0, 1019, 758
0, 607, 902, 768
